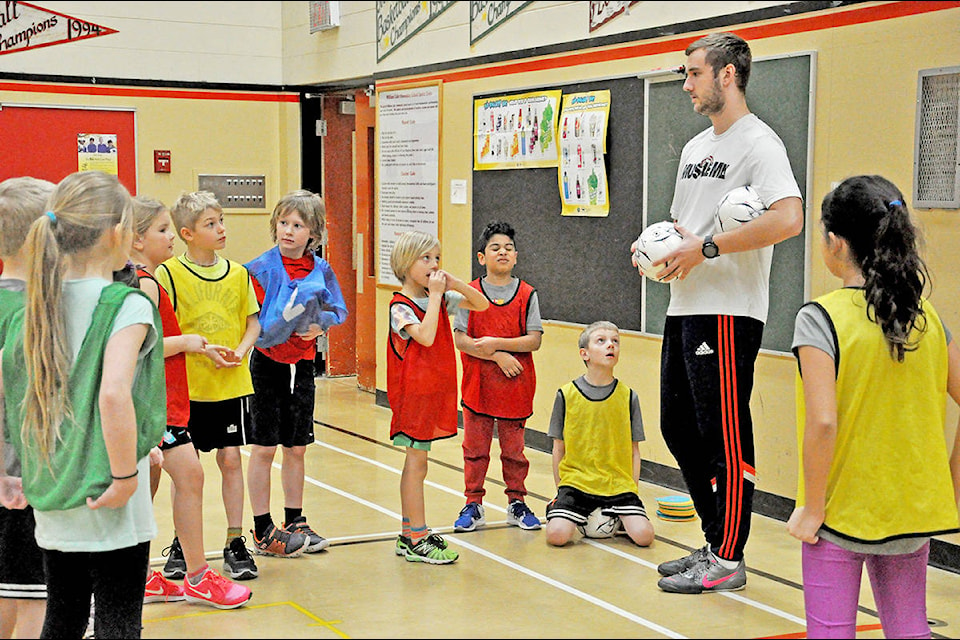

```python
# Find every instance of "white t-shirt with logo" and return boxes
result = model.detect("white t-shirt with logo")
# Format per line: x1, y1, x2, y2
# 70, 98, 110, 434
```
667, 113, 801, 322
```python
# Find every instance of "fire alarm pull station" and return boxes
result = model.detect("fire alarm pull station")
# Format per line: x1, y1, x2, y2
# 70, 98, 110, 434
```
154, 150, 171, 173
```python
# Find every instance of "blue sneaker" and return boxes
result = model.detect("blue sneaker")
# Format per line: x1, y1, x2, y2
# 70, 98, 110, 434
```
453, 502, 485, 532
506, 500, 542, 530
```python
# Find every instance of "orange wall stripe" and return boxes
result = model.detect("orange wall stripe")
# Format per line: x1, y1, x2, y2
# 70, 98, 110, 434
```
378, 1, 960, 88
0, 81, 298, 102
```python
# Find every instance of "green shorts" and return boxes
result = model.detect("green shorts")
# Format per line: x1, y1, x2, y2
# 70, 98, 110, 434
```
392, 434, 431, 451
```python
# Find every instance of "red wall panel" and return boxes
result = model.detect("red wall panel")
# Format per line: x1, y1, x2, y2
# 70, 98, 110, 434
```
0, 106, 137, 193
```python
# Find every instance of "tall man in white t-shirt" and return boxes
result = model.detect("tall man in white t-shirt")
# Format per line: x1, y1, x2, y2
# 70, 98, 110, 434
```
633, 32, 803, 594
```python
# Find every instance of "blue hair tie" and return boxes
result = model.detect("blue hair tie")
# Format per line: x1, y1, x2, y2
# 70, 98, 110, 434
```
45, 211, 56, 223
888, 199, 902, 207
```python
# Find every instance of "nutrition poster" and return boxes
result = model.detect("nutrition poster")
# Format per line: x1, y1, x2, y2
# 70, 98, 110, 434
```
473, 89, 561, 170
558, 90, 610, 217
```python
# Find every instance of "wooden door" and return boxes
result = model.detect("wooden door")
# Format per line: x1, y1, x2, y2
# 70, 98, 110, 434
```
354, 91, 377, 391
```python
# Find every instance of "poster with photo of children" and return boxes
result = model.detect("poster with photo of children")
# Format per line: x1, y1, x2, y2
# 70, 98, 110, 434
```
557, 90, 610, 217
77, 133, 119, 175
473, 90, 561, 170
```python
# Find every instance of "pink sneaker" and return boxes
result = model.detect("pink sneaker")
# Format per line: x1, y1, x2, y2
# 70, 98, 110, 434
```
144, 570, 185, 603
183, 568, 252, 609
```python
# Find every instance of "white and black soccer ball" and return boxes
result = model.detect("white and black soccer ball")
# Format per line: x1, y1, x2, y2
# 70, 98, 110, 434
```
577, 508, 621, 539
714, 185, 766, 232
632, 220, 683, 281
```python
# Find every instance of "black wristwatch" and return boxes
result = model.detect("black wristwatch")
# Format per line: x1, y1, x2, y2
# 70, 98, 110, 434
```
701, 234, 719, 259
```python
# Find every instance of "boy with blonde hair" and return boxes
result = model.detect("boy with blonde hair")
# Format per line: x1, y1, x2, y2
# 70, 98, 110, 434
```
0, 176, 55, 638
544, 321, 654, 548
156, 191, 263, 580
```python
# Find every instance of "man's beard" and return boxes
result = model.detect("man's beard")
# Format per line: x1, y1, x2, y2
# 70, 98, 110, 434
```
694, 78, 724, 116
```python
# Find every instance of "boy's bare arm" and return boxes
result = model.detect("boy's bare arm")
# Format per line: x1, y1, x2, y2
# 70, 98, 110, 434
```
632, 441, 642, 486
444, 272, 489, 312
473, 331, 542, 356
551, 439, 565, 489
236, 313, 261, 359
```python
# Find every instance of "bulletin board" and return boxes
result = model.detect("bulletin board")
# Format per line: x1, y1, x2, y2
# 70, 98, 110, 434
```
0, 104, 137, 194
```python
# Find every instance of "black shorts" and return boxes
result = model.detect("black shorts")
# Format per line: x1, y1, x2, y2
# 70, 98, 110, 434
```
0, 506, 45, 599
188, 397, 250, 452
248, 350, 316, 448
159, 425, 193, 451
545, 486, 648, 525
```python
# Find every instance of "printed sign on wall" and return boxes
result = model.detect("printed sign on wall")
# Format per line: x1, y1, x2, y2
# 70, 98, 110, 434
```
0, 2, 117, 56
558, 90, 611, 217
376, 1, 454, 62
469, 1, 531, 44
474, 90, 561, 170
376, 84, 442, 287
77, 133, 118, 175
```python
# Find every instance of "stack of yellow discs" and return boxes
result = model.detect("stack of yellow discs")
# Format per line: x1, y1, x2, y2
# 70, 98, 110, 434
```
655, 495, 696, 521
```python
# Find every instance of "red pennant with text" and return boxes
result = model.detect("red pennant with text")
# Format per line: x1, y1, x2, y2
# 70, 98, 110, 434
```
0, 1, 117, 56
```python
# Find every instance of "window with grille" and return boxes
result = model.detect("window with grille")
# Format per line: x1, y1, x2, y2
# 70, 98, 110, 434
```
915, 67, 960, 208
309, 1, 340, 33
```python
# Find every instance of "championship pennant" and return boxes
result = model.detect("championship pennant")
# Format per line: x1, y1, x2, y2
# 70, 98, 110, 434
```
0, 1, 118, 57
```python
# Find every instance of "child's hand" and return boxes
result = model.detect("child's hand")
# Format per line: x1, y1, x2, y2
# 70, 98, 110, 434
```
440, 270, 463, 291
201, 343, 233, 368
0, 476, 27, 510
786, 505, 822, 544
427, 270, 447, 296
183, 334, 208, 354
493, 351, 523, 378
473, 336, 499, 358
211, 347, 243, 368
87, 477, 137, 510
297, 324, 326, 341
148, 446, 164, 467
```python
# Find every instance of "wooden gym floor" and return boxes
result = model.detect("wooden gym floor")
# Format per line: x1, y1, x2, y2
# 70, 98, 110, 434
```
141, 375, 960, 639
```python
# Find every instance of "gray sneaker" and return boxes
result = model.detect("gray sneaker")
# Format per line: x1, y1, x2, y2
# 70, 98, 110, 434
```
657, 544, 710, 577
283, 517, 329, 553
223, 536, 259, 580
162, 536, 187, 580
657, 554, 747, 594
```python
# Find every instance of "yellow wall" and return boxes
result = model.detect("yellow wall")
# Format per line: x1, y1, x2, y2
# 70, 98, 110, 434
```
374, 5, 960, 502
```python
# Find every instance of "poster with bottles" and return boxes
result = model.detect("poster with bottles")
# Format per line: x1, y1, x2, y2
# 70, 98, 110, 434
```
558, 90, 610, 216
474, 90, 561, 170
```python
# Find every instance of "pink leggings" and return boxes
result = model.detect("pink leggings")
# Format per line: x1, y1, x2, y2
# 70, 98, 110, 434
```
802, 538, 930, 639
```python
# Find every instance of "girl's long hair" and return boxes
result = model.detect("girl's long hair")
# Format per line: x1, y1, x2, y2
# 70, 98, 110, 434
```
821, 175, 928, 361
21, 171, 132, 464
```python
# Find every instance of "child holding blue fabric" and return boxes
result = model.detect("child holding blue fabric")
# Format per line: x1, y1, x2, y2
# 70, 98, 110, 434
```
244, 190, 347, 557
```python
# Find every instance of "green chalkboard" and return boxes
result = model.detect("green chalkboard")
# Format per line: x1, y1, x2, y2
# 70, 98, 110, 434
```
645, 54, 811, 352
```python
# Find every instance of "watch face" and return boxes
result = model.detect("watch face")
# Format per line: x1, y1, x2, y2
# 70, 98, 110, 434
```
702, 242, 719, 258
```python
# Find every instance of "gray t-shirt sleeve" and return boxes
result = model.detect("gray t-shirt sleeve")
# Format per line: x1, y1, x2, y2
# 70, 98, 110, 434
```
629, 389, 645, 442
792, 303, 835, 361
453, 304, 470, 333
526, 290, 543, 333
548, 388, 566, 440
